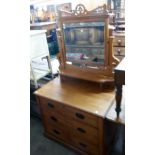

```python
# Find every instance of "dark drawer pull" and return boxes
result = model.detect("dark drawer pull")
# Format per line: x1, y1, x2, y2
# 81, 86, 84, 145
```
79, 142, 87, 148
50, 116, 58, 122
77, 127, 86, 133
48, 102, 54, 108
75, 113, 85, 119
53, 129, 60, 135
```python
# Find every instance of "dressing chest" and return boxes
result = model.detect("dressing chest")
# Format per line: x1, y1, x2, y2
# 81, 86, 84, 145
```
34, 4, 119, 155
35, 78, 115, 155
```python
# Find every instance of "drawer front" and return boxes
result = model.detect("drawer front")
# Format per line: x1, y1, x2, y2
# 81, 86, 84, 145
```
44, 117, 70, 143
113, 37, 125, 47
43, 110, 67, 127
46, 125, 69, 143
113, 47, 125, 56
39, 97, 64, 115
63, 106, 98, 128
68, 119, 98, 146
71, 134, 99, 155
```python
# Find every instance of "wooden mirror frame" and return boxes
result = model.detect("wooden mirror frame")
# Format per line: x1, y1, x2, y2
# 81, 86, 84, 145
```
57, 4, 117, 84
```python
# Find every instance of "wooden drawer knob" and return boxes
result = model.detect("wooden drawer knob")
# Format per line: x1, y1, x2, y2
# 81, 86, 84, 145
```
79, 142, 87, 148
117, 49, 121, 55
50, 116, 58, 122
52, 129, 60, 135
48, 102, 55, 108
117, 39, 121, 45
75, 113, 85, 119
77, 127, 86, 133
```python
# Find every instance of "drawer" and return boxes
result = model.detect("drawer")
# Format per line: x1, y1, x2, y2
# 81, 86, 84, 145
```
43, 110, 67, 127
44, 117, 70, 143
113, 47, 125, 56
113, 37, 125, 46
71, 134, 99, 155
68, 119, 98, 146
63, 106, 98, 128
39, 97, 64, 115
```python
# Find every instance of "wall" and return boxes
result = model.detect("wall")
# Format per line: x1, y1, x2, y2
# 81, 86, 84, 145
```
71, 0, 107, 10
30, 0, 108, 10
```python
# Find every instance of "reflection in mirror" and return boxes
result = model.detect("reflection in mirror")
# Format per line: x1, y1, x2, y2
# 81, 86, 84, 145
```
63, 22, 105, 68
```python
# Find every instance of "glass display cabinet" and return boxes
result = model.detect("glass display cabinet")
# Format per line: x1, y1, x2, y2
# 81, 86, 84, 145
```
57, 4, 119, 84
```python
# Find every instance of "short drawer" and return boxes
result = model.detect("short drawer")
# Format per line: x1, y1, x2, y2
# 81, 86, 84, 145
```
113, 47, 125, 56
43, 110, 67, 127
44, 118, 70, 143
39, 97, 64, 115
113, 37, 125, 46
71, 134, 99, 155
63, 106, 98, 128
68, 119, 98, 146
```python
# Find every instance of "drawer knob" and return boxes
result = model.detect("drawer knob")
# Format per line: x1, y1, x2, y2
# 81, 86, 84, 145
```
53, 129, 60, 135
50, 116, 58, 122
75, 113, 85, 119
77, 127, 86, 133
48, 102, 55, 108
117, 39, 121, 45
117, 49, 121, 55
79, 142, 87, 148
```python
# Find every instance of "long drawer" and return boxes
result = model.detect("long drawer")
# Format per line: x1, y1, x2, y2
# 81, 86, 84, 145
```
39, 97, 98, 129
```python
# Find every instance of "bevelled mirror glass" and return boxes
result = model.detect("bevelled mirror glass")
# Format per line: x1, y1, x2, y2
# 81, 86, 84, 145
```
63, 21, 105, 68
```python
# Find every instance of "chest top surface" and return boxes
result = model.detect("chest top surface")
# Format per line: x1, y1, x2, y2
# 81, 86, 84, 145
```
35, 77, 115, 118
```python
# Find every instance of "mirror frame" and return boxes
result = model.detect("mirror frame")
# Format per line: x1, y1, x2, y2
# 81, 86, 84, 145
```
57, 4, 116, 82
